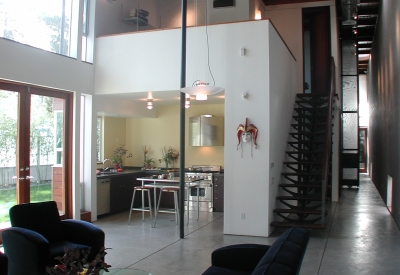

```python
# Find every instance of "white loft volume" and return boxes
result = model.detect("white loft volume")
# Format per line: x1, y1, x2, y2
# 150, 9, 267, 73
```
95, 20, 297, 236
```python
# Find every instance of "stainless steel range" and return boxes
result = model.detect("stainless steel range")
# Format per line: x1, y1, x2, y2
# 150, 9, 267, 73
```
185, 165, 221, 212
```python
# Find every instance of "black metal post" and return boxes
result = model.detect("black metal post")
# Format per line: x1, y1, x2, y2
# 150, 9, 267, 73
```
179, 0, 187, 239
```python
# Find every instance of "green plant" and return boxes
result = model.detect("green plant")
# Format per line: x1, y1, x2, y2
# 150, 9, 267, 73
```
112, 145, 132, 165
46, 246, 111, 275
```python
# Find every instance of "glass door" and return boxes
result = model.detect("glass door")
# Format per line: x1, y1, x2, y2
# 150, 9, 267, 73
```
29, 94, 66, 214
0, 89, 18, 228
0, 82, 73, 228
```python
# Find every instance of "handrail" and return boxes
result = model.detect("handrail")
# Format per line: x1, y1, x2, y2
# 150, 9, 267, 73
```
321, 57, 335, 225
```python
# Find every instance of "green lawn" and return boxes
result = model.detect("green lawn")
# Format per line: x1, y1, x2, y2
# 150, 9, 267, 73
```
0, 183, 52, 223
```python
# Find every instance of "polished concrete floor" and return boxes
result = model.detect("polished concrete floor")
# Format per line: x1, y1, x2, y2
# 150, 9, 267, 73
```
94, 173, 400, 275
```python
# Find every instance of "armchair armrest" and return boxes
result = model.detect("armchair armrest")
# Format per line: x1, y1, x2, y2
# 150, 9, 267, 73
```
2, 227, 50, 275
61, 219, 105, 260
211, 244, 270, 272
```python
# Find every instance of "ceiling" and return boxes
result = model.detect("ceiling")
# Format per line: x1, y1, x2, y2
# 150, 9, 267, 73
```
262, 0, 381, 74
337, 0, 381, 74
97, 89, 225, 106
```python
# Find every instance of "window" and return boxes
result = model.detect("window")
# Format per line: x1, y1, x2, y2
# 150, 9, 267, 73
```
97, 117, 102, 162
0, 0, 75, 57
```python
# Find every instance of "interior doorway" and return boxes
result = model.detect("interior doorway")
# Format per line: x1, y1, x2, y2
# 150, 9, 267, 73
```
303, 7, 331, 94
359, 127, 367, 173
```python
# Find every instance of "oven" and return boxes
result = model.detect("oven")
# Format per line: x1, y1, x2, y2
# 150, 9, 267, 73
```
185, 165, 220, 212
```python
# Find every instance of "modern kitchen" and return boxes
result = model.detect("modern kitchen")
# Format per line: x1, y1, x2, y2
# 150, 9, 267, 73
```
95, 105, 226, 219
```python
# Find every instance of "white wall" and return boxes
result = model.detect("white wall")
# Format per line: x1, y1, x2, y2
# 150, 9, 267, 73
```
0, 39, 94, 94
95, 20, 297, 236
267, 24, 297, 231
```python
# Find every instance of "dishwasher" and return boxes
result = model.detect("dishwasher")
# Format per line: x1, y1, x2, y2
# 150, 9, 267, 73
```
97, 178, 110, 215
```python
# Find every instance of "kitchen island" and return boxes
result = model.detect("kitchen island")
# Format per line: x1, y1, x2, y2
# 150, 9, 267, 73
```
96, 168, 224, 217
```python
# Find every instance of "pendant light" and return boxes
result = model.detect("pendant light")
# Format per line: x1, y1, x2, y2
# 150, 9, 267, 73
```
180, 0, 224, 99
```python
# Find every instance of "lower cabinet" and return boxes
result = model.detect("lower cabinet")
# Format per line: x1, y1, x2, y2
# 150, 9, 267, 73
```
110, 173, 144, 213
109, 172, 183, 214
213, 174, 224, 212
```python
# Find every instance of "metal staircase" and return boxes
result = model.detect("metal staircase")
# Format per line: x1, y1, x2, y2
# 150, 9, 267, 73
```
271, 58, 335, 229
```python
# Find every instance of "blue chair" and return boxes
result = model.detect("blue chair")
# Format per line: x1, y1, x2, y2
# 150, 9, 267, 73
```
2, 201, 105, 275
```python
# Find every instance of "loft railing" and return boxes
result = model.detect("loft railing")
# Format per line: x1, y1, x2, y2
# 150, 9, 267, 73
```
321, 57, 335, 226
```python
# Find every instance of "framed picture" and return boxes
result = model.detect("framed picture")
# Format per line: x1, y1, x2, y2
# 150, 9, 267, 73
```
213, 0, 235, 8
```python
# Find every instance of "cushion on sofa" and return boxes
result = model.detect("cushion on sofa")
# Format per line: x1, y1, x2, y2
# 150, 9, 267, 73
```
203, 266, 252, 275
251, 227, 309, 275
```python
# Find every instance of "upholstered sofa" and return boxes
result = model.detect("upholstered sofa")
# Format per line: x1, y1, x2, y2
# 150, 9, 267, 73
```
0, 251, 7, 275
2, 201, 105, 275
202, 227, 309, 275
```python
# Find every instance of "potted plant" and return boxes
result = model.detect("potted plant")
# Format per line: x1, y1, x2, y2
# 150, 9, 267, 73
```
46, 246, 111, 275
112, 145, 132, 169
144, 158, 155, 169
111, 156, 121, 169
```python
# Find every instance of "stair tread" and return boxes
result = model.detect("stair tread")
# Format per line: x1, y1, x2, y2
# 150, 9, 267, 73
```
283, 161, 323, 164
288, 141, 325, 144
285, 150, 324, 153
279, 183, 322, 188
277, 196, 322, 201
291, 123, 326, 126
274, 209, 326, 214
270, 221, 326, 229
296, 93, 329, 97
282, 172, 322, 175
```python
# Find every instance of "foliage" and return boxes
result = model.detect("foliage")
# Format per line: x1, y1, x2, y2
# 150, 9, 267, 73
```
145, 158, 155, 165
112, 145, 132, 165
158, 147, 179, 165
0, 91, 55, 173
46, 246, 111, 275
39, 15, 70, 55
0, 183, 52, 223
141, 145, 155, 167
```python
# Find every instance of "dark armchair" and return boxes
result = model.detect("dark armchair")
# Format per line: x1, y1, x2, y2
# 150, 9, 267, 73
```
2, 201, 105, 275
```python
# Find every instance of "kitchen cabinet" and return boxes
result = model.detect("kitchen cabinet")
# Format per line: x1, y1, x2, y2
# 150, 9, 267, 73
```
110, 174, 137, 213
213, 174, 224, 212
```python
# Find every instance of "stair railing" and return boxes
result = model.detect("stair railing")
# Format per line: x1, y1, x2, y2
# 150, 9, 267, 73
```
321, 57, 335, 225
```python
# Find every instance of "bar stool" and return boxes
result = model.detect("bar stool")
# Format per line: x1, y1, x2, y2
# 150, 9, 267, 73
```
153, 186, 180, 228
128, 185, 154, 225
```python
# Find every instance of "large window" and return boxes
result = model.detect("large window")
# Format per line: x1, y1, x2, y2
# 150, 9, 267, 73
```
0, 0, 75, 57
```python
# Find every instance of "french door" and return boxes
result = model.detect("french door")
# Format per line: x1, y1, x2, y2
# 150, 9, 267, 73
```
0, 81, 73, 228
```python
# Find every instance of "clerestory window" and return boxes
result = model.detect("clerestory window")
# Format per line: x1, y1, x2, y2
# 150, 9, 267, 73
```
0, 0, 77, 57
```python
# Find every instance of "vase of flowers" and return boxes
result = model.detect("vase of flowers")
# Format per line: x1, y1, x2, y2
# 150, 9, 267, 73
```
142, 145, 155, 169
158, 146, 179, 169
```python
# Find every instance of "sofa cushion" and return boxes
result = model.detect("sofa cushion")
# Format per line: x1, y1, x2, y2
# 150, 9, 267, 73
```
251, 227, 309, 275
203, 266, 252, 275
9, 201, 64, 243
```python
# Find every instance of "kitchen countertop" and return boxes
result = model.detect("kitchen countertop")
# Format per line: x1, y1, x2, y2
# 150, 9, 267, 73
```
96, 167, 224, 178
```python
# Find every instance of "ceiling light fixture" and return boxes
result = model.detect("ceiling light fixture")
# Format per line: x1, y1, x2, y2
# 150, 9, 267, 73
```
146, 98, 153, 110
180, 0, 224, 100
195, 94, 208, 101
185, 94, 191, 108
